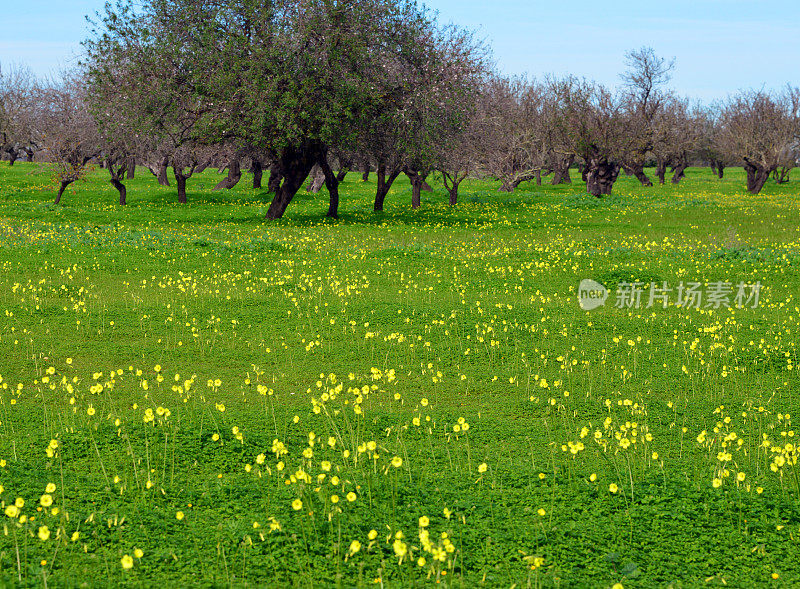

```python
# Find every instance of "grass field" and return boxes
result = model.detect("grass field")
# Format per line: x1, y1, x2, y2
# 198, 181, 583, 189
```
0, 161, 798, 587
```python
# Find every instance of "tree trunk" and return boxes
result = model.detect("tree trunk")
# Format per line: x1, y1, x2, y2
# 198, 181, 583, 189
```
671, 160, 688, 184
265, 145, 318, 219
318, 153, 340, 218
111, 179, 127, 205
336, 169, 348, 183
499, 172, 535, 192
586, 157, 620, 197
54, 180, 72, 205
23, 147, 34, 162
655, 160, 667, 185
744, 160, 771, 195
630, 163, 653, 187
126, 156, 136, 179
442, 171, 465, 205
550, 156, 574, 184
710, 159, 725, 179
405, 169, 426, 209
175, 173, 188, 203
306, 164, 326, 193
773, 166, 791, 184
252, 160, 263, 189
374, 163, 401, 212
213, 158, 242, 190
157, 157, 170, 186
7, 149, 18, 166
267, 163, 282, 193
361, 161, 370, 182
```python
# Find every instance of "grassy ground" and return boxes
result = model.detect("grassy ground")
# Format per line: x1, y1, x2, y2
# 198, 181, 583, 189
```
0, 161, 798, 587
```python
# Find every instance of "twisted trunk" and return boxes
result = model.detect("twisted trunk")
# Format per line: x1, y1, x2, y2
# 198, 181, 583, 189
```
213, 157, 242, 190
54, 180, 72, 205
265, 145, 319, 219
550, 155, 574, 185
671, 158, 688, 184
374, 162, 402, 212
586, 157, 620, 197
630, 162, 653, 187
743, 159, 772, 195
318, 152, 340, 218
404, 169, 427, 209
267, 162, 282, 193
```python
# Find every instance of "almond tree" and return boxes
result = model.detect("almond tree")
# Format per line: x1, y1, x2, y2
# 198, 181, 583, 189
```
550, 77, 631, 196
718, 90, 797, 194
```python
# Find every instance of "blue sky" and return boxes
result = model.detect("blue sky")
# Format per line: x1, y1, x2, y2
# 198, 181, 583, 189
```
2, 0, 797, 101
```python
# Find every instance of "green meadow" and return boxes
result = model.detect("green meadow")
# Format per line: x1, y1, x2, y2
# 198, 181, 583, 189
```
0, 162, 798, 587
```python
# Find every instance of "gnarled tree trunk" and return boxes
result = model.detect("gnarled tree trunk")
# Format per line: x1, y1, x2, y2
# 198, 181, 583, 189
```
306, 164, 326, 193
630, 163, 653, 187
265, 145, 319, 219
54, 180, 72, 205
213, 157, 242, 190
267, 162, 282, 193
743, 159, 772, 195
318, 153, 340, 218
586, 157, 620, 197
550, 155, 574, 185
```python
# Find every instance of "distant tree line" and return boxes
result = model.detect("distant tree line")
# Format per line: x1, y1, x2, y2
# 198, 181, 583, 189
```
0, 1, 798, 217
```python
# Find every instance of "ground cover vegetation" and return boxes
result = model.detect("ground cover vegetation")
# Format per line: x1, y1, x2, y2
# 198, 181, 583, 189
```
1, 0, 799, 586
0, 162, 797, 587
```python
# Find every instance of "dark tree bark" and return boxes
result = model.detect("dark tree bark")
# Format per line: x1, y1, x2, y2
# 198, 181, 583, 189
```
743, 158, 772, 195
6, 148, 18, 166
404, 168, 428, 209
126, 156, 136, 179
336, 169, 348, 183
361, 160, 371, 182
586, 157, 620, 196
252, 160, 263, 189
550, 155, 574, 185
374, 162, 402, 212
318, 152, 340, 218
265, 145, 319, 219
534, 169, 542, 186
175, 172, 188, 203
23, 147, 35, 162
106, 159, 129, 205
709, 159, 725, 179
213, 157, 242, 190
267, 162, 282, 193
630, 163, 653, 186
655, 159, 667, 184
773, 166, 791, 184
442, 170, 468, 205
111, 179, 127, 205
671, 157, 688, 184
54, 180, 72, 205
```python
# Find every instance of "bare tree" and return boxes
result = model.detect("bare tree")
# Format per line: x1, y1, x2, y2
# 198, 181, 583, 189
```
717, 90, 797, 194
0, 63, 41, 165
550, 77, 631, 196
620, 47, 675, 186
38, 75, 100, 204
